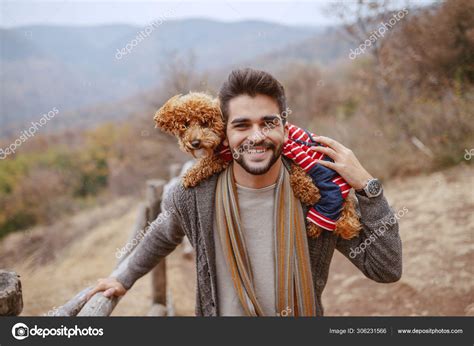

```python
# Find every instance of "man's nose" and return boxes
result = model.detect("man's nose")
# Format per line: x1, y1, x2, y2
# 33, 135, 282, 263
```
249, 124, 266, 141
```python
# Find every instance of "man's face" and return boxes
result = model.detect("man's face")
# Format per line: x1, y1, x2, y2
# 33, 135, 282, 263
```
223, 94, 288, 175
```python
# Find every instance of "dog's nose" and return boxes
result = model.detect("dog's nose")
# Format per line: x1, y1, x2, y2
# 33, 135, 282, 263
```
191, 140, 201, 148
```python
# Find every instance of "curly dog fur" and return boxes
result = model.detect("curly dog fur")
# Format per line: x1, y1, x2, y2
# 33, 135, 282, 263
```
154, 92, 361, 239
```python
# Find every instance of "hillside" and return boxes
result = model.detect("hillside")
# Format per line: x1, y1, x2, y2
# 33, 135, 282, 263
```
1, 19, 333, 135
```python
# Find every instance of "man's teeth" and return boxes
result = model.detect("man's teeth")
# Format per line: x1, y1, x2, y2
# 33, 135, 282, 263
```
247, 148, 266, 154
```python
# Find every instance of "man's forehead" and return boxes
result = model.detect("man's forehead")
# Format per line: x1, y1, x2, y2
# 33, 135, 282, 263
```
227, 94, 280, 121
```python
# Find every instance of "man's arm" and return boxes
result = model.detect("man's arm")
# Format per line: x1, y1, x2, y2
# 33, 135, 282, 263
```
110, 180, 186, 290
335, 192, 402, 282
308, 136, 402, 283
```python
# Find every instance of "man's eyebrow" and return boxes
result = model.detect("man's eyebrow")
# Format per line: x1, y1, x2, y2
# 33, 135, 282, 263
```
230, 115, 280, 125
262, 115, 280, 121
230, 117, 250, 125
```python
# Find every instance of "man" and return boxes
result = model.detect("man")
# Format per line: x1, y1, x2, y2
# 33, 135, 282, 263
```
87, 68, 402, 316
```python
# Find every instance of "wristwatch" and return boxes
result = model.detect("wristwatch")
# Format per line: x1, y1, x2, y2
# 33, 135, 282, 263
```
356, 178, 383, 198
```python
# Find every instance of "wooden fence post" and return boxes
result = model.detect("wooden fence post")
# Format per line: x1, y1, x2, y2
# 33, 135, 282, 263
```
146, 179, 168, 315
0, 270, 23, 316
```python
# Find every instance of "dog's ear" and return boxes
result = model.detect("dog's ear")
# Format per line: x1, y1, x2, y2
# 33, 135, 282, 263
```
153, 94, 182, 134
207, 98, 226, 136
213, 98, 226, 127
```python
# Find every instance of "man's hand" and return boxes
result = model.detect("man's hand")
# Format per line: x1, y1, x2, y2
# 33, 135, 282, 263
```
86, 277, 127, 301
310, 136, 373, 190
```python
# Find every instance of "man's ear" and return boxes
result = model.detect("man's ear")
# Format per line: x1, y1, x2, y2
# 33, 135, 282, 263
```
223, 121, 229, 146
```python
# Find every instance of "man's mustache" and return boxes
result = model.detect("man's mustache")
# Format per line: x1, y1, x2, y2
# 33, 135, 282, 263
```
237, 141, 275, 152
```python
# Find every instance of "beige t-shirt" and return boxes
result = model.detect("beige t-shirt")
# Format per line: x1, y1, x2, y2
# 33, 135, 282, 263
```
213, 181, 277, 316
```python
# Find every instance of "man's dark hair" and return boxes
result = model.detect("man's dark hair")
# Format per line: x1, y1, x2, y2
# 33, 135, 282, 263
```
218, 68, 287, 125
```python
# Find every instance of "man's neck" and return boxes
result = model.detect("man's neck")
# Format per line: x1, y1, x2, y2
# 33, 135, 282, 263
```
232, 159, 282, 189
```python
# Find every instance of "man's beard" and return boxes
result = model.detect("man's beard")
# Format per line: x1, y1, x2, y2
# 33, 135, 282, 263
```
232, 141, 283, 175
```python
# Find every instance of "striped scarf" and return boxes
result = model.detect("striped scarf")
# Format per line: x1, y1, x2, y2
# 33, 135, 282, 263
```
215, 162, 316, 316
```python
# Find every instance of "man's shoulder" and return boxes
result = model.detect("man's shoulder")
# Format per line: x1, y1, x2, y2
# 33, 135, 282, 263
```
164, 173, 218, 208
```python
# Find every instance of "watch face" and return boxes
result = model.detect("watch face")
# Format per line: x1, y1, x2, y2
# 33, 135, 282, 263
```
367, 179, 382, 196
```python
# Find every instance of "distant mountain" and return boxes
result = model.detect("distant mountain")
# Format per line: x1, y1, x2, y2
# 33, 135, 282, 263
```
260, 27, 353, 65
0, 19, 351, 136
221, 26, 353, 74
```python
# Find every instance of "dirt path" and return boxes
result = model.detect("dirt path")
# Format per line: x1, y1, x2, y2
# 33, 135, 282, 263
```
1, 164, 472, 316
324, 164, 473, 316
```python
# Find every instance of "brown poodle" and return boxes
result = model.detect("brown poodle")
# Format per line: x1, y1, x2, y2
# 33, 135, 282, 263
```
154, 92, 361, 239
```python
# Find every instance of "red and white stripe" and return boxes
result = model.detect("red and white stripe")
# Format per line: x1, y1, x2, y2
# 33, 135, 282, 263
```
332, 176, 351, 199
307, 208, 336, 231
283, 123, 352, 201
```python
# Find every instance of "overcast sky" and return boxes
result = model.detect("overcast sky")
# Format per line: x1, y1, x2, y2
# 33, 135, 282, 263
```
1, 0, 436, 28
